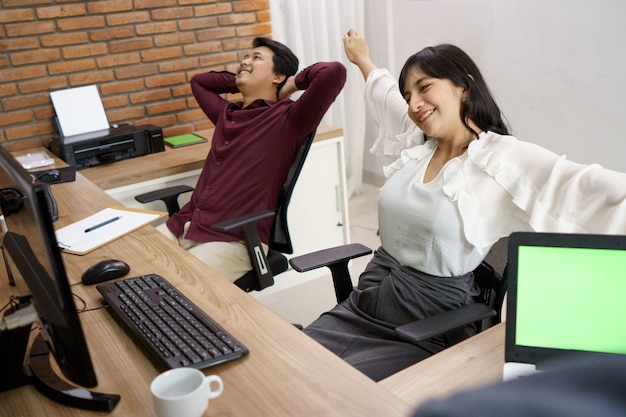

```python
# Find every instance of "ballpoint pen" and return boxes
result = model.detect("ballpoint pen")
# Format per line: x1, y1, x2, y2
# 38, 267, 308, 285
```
84, 216, 121, 233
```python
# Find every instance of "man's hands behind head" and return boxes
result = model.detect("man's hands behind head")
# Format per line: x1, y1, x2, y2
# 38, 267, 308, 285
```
278, 75, 298, 101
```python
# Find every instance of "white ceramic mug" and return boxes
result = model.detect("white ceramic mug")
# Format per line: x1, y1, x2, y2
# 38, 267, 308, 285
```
150, 368, 224, 417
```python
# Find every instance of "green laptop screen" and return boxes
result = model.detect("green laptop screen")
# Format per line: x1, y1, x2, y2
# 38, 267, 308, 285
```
516, 245, 626, 354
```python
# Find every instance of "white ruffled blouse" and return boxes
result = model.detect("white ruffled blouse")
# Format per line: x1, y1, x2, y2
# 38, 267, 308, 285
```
366, 68, 626, 275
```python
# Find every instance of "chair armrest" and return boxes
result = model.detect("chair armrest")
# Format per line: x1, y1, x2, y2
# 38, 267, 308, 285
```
289, 243, 372, 304
211, 209, 276, 290
289, 243, 372, 272
135, 185, 194, 216
394, 303, 496, 344
210, 209, 275, 232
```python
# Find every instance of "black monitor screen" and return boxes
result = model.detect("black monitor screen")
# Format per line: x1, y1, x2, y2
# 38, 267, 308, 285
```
0, 145, 97, 388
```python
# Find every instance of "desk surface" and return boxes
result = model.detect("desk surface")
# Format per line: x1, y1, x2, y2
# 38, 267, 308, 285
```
80, 124, 343, 191
0, 169, 409, 417
380, 323, 505, 410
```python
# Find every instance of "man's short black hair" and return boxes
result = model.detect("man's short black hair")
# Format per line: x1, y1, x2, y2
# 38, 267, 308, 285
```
253, 37, 299, 92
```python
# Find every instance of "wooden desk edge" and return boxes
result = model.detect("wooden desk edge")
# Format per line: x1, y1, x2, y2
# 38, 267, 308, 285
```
379, 323, 506, 410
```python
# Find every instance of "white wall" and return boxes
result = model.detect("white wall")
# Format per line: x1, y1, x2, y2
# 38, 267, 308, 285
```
362, 0, 626, 181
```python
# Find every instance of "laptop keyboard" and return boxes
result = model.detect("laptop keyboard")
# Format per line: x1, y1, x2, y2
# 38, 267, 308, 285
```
96, 273, 248, 370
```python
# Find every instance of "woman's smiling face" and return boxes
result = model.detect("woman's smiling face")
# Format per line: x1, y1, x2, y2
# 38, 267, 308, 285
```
402, 66, 468, 142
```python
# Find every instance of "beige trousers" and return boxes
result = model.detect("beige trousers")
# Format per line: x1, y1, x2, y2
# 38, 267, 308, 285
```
156, 222, 268, 283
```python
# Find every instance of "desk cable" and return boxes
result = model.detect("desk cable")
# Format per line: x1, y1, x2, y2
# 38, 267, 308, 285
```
69, 282, 107, 314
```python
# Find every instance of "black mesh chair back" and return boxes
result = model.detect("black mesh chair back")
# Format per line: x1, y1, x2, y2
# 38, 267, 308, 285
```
472, 237, 509, 332
269, 129, 316, 255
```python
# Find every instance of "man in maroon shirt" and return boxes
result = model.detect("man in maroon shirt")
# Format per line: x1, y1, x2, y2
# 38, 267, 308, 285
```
157, 38, 346, 282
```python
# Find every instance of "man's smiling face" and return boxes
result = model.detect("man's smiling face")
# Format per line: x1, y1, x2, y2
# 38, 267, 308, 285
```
235, 46, 277, 91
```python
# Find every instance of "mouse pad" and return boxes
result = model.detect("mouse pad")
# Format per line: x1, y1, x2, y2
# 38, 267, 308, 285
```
32, 166, 77, 184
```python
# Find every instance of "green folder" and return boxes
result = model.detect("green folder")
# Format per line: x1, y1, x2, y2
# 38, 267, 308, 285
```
164, 133, 208, 148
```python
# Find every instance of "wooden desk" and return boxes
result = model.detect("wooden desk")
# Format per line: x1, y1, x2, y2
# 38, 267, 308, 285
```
379, 323, 505, 410
80, 124, 343, 191
0, 171, 409, 416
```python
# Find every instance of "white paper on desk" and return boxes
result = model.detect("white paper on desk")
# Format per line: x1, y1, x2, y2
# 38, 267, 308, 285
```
50, 85, 109, 137
55, 207, 162, 255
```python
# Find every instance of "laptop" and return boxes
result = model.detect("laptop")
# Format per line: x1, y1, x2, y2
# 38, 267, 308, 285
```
503, 231, 626, 381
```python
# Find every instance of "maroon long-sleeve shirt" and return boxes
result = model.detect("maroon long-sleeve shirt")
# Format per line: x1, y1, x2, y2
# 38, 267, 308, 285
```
166, 61, 346, 244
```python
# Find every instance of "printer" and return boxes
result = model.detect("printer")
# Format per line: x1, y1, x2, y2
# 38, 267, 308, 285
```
50, 124, 165, 169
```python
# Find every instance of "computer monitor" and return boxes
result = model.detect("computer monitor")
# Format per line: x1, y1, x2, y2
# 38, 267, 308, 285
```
0, 145, 119, 411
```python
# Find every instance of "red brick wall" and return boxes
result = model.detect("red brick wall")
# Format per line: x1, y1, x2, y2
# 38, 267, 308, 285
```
0, 0, 272, 151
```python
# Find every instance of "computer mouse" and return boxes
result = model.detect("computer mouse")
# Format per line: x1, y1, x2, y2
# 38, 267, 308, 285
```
38, 169, 61, 183
81, 259, 130, 285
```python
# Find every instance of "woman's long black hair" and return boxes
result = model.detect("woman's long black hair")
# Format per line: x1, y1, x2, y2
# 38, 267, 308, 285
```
399, 44, 510, 137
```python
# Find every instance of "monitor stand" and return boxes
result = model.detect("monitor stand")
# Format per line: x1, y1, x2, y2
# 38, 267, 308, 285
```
0, 243, 15, 286
0, 299, 120, 411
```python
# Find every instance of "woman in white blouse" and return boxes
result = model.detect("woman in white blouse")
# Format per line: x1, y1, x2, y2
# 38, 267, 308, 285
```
303, 29, 626, 381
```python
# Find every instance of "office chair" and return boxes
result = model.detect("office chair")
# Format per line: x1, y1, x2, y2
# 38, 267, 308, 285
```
289, 237, 508, 347
135, 130, 317, 292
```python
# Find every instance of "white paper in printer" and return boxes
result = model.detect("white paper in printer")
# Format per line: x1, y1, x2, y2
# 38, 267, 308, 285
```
50, 85, 109, 137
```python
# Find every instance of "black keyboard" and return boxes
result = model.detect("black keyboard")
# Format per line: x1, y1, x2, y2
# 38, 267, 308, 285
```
96, 274, 248, 370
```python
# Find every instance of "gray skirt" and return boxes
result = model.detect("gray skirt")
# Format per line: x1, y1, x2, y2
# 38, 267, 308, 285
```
304, 246, 479, 381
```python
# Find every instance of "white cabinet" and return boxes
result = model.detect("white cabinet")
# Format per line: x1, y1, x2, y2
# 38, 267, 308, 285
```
106, 136, 349, 327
